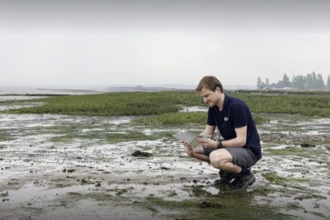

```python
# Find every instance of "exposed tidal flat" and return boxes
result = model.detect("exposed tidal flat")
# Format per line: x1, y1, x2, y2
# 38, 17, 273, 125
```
1, 91, 330, 220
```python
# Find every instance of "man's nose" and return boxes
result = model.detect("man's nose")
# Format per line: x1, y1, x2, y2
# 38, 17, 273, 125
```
203, 97, 207, 103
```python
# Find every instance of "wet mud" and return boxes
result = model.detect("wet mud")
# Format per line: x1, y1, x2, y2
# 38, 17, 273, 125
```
1, 101, 330, 219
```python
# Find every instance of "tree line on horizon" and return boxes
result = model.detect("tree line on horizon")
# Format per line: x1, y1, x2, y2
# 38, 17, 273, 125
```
257, 72, 330, 90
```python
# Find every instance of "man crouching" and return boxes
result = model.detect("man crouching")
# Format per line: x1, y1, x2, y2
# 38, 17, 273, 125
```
183, 75, 262, 190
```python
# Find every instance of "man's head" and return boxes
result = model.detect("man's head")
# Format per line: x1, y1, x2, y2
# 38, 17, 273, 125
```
195, 76, 224, 107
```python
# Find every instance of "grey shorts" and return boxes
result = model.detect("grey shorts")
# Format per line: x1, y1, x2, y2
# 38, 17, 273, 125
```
203, 146, 257, 169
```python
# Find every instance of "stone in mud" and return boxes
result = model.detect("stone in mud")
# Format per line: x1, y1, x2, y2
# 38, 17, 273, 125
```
67, 169, 76, 173
0, 192, 9, 197
300, 143, 316, 148
131, 150, 153, 157
7, 181, 19, 186
198, 201, 224, 209
81, 179, 91, 185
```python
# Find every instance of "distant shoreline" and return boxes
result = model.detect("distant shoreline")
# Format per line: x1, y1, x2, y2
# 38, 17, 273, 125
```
0, 94, 69, 97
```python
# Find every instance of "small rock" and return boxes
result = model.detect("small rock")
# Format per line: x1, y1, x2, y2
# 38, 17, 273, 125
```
131, 151, 153, 157
300, 143, 316, 148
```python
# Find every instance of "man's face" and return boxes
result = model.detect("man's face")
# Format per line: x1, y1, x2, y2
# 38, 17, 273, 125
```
199, 87, 220, 107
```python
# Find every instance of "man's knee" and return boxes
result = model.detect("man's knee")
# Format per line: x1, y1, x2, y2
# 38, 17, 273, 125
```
209, 150, 232, 169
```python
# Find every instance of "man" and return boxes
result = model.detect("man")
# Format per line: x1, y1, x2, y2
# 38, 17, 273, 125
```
183, 76, 262, 190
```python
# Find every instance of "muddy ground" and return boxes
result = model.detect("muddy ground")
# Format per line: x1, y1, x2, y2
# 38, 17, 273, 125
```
0, 100, 330, 220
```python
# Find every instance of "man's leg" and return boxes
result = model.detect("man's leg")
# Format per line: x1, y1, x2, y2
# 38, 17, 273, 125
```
194, 146, 236, 186
192, 145, 211, 163
209, 148, 257, 189
214, 170, 237, 186
209, 148, 242, 172
192, 146, 251, 187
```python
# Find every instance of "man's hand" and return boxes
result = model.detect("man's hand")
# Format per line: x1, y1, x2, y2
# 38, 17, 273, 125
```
196, 138, 217, 148
182, 142, 195, 158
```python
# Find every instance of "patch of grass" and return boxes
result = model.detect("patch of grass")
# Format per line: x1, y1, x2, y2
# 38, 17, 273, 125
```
142, 195, 295, 220
116, 189, 129, 196
4, 92, 200, 116
309, 211, 327, 218
253, 115, 270, 124
67, 192, 113, 202
91, 194, 118, 202
295, 194, 327, 200
105, 188, 132, 196
252, 187, 276, 196
263, 172, 308, 185
48, 135, 76, 143
4, 91, 330, 117
233, 93, 330, 117
0, 131, 13, 141
190, 185, 211, 197
266, 147, 309, 157
67, 192, 82, 196
266, 146, 327, 158
133, 112, 207, 125
284, 203, 302, 210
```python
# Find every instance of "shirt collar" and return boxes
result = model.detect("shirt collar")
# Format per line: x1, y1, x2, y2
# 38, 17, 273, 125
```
221, 94, 230, 112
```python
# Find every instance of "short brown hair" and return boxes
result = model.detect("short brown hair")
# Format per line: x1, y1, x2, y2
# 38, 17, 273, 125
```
195, 76, 223, 93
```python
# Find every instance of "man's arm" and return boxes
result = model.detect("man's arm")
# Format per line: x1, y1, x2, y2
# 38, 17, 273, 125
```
187, 125, 215, 162
195, 125, 218, 148
221, 126, 247, 147
200, 124, 216, 136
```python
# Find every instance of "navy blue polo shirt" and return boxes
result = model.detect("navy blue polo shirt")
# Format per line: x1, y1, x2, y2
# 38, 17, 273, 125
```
207, 94, 262, 160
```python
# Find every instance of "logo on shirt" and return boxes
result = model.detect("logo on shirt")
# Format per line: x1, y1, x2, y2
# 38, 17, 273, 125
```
224, 117, 229, 121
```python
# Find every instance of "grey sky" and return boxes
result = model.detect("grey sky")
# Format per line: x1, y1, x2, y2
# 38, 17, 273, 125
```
1, 0, 330, 88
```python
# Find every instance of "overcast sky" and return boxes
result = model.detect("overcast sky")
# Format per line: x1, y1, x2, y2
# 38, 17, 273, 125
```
1, 0, 330, 88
